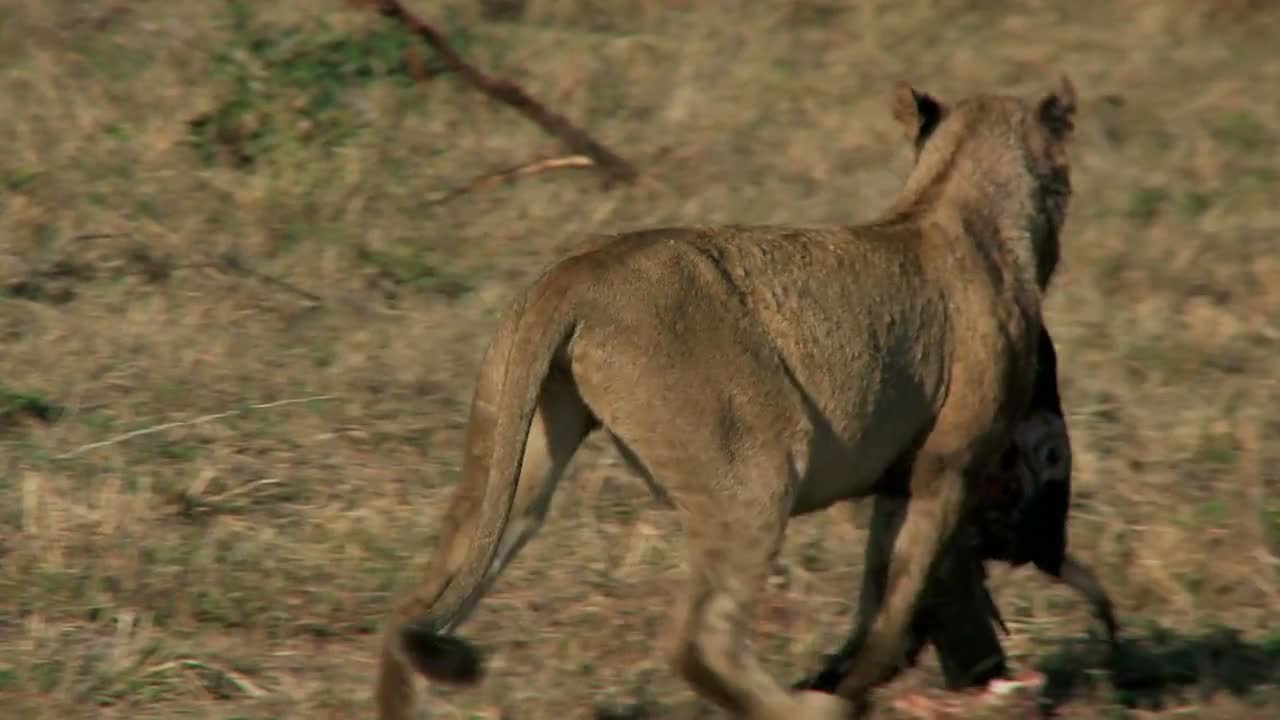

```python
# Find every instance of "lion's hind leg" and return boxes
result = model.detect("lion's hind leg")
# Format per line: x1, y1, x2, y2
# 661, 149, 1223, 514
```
661, 457, 852, 720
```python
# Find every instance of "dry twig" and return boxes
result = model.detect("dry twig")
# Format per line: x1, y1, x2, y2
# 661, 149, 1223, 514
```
427, 154, 595, 206
55, 395, 338, 459
142, 658, 268, 698
212, 251, 326, 306
350, 0, 638, 186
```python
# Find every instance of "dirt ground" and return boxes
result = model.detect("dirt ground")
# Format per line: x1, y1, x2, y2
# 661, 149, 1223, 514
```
2, 1, 1279, 718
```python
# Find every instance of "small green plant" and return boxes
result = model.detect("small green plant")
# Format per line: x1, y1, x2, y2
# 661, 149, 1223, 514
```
0, 383, 64, 426
1192, 423, 1238, 468
1261, 505, 1280, 552
1127, 185, 1169, 226
186, 0, 476, 169
3, 168, 39, 192
0, 666, 17, 692
356, 245, 473, 299
1180, 189, 1213, 219
1211, 111, 1269, 152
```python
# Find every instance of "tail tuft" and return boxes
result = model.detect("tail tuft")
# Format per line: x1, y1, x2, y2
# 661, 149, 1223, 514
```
399, 623, 485, 685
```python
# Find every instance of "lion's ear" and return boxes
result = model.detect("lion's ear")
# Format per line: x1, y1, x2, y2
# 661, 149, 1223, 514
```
891, 81, 945, 148
1037, 74, 1077, 142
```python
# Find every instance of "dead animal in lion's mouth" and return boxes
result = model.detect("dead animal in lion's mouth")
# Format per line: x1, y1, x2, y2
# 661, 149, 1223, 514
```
796, 323, 1118, 700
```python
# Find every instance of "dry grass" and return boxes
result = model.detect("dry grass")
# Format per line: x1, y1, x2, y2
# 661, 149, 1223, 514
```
3, 1, 1279, 718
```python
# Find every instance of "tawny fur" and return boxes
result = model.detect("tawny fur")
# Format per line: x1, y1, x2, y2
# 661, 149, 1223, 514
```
375, 76, 1079, 720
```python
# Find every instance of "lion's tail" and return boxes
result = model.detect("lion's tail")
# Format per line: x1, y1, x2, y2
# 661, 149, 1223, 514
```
375, 282, 577, 720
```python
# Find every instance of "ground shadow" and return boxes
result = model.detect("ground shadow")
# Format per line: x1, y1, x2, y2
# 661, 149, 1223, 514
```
1038, 622, 1280, 713
591, 622, 1280, 719
593, 705, 656, 720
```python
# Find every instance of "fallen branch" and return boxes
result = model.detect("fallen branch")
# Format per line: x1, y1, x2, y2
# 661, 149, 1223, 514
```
427, 154, 594, 206
55, 395, 338, 459
142, 658, 268, 698
212, 250, 326, 306
351, 0, 638, 187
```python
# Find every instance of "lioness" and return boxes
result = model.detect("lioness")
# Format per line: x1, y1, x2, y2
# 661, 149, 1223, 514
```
375, 77, 1078, 720
798, 324, 1118, 697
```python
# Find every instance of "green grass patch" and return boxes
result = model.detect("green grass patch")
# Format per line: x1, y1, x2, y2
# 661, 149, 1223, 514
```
185, 0, 470, 169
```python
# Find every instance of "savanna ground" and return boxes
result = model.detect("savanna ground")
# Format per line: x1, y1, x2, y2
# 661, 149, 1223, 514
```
3, 1, 1279, 718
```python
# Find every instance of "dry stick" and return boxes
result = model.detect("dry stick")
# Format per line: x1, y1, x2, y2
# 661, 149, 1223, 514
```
61, 232, 325, 307
426, 154, 595, 206
197, 254, 404, 317
141, 658, 268, 698
55, 395, 338, 459
355, 0, 638, 186
212, 252, 326, 306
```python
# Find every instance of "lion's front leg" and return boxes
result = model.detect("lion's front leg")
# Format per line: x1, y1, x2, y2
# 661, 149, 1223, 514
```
793, 495, 930, 694
797, 496, 1006, 694
831, 455, 969, 714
